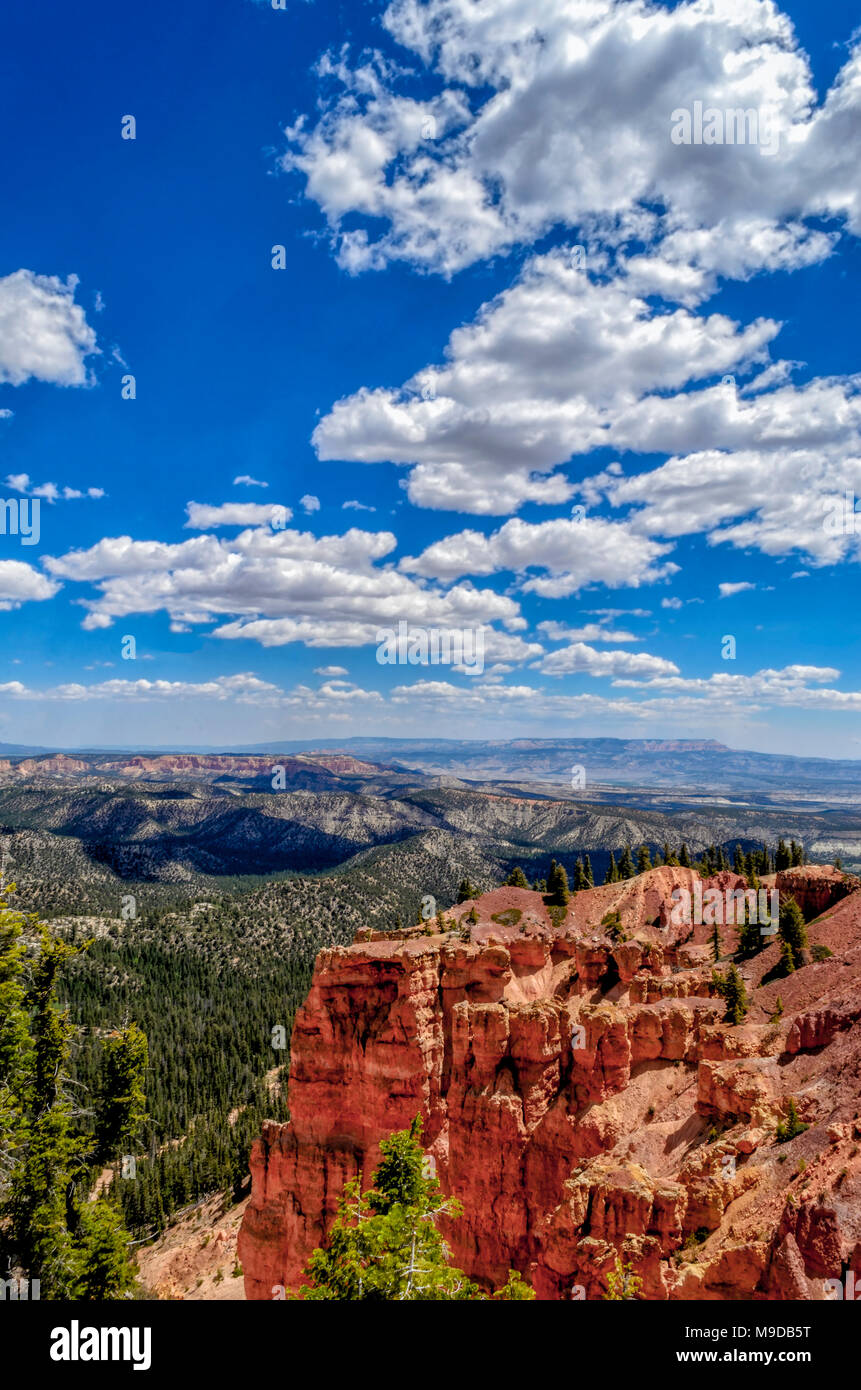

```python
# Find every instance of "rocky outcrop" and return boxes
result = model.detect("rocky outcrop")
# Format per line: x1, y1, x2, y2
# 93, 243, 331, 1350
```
239, 872, 861, 1300
775, 865, 856, 920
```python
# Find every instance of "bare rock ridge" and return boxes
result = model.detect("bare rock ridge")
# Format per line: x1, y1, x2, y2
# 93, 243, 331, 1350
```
238, 866, 861, 1300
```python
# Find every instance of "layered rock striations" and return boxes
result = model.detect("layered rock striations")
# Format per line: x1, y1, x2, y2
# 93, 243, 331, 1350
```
239, 865, 861, 1300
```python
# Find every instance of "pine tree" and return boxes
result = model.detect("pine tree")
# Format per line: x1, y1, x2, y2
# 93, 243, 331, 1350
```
775, 839, 792, 872
604, 852, 619, 885
618, 845, 635, 880
504, 867, 529, 889
710, 921, 722, 963
456, 879, 476, 904
776, 1099, 808, 1144
737, 902, 762, 957
94, 1022, 148, 1164
733, 843, 745, 874
636, 843, 651, 874
778, 938, 796, 976
778, 896, 808, 973
1, 902, 141, 1299
300, 1119, 533, 1300
712, 964, 748, 1025
722, 965, 748, 1025
604, 1254, 642, 1301
545, 860, 570, 907
583, 855, 594, 888
572, 858, 586, 892
679, 844, 692, 869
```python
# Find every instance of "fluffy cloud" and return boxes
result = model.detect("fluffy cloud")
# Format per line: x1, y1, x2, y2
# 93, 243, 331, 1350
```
282, 0, 861, 278
533, 642, 679, 680
386, 662, 861, 719
537, 620, 641, 644
316, 256, 776, 513
0, 561, 61, 611
5, 473, 104, 502
583, 408, 861, 565
402, 514, 677, 594
0, 271, 99, 387
185, 501, 292, 529
0, 673, 284, 703
43, 518, 524, 646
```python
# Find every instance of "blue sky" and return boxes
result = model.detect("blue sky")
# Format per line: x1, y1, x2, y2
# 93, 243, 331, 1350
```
1, 0, 860, 755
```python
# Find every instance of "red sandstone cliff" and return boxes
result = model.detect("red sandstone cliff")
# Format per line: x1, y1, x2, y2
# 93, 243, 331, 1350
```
239, 865, 861, 1300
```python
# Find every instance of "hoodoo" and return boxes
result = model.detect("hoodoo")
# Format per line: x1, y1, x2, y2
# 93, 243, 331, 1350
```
239, 865, 861, 1300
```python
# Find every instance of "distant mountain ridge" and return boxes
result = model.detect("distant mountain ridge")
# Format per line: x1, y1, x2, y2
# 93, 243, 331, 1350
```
231, 736, 859, 791
1, 737, 859, 794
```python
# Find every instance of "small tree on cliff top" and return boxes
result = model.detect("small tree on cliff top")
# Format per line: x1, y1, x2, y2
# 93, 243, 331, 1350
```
544, 859, 570, 907
299, 1118, 534, 1300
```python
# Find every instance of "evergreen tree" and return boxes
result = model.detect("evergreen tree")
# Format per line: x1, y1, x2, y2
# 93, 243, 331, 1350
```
572, 858, 586, 892
737, 901, 762, 957
712, 964, 748, 1025
775, 1099, 809, 1144
604, 852, 619, 885
678, 844, 692, 869
544, 860, 570, 907
710, 921, 722, 963
1, 900, 140, 1299
583, 855, 594, 888
504, 867, 529, 889
778, 896, 808, 973
604, 1255, 642, 1301
778, 938, 796, 976
94, 1022, 148, 1164
775, 839, 792, 872
636, 844, 651, 874
456, 879, 476, 904
618, 845, 636, 880
732, 843, 745, 874
299, 1119, 533, 1300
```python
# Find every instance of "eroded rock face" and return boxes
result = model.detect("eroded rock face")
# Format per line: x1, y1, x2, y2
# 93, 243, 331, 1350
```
775, 865, 856, 921
239, 871, 861, 1300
